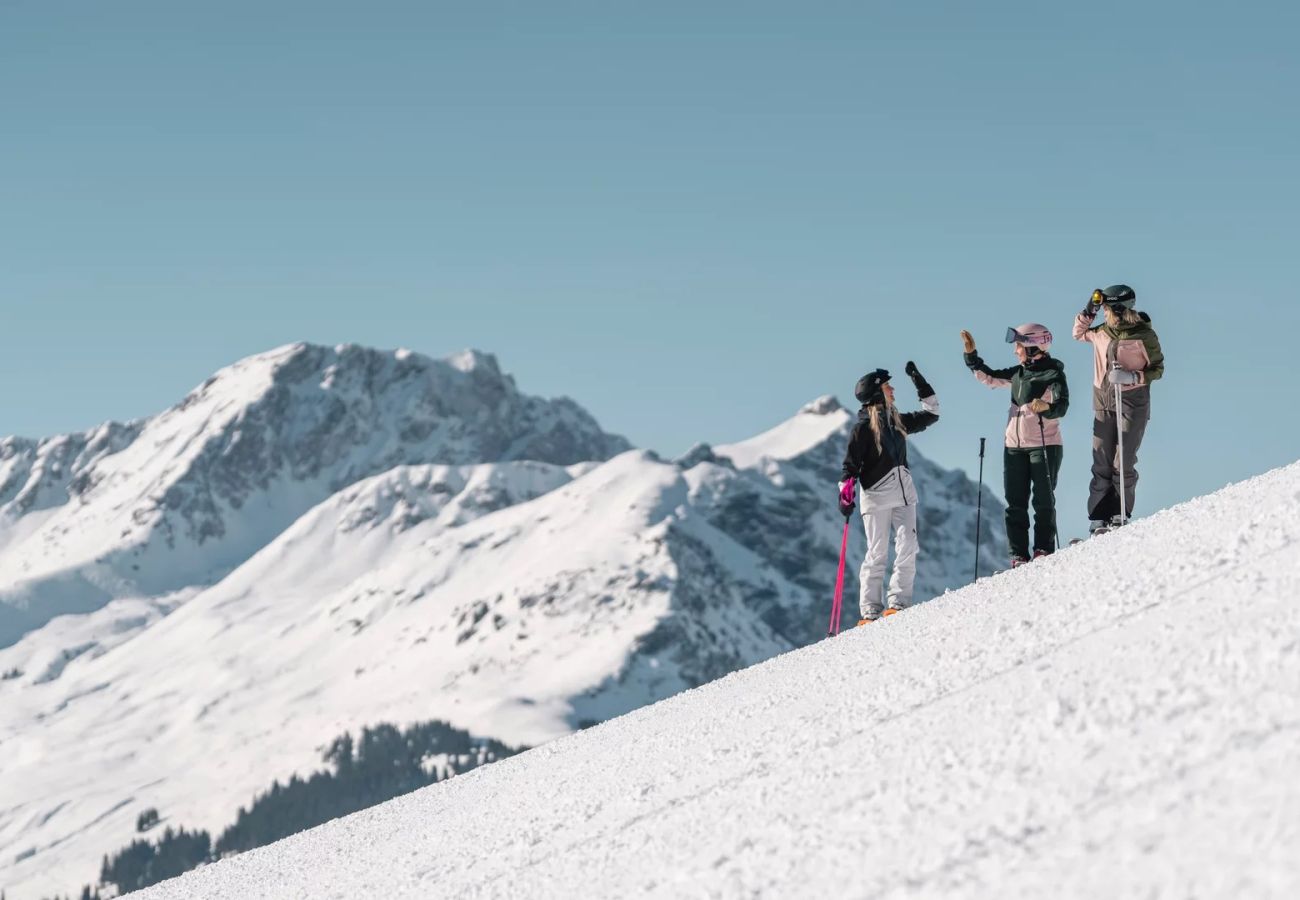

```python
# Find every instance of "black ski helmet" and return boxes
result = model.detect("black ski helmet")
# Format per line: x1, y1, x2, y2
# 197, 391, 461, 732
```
1098, 284, 1137, 310
854, 368, 891, 405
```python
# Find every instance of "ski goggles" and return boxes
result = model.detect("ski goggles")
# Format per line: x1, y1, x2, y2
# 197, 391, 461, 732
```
1092, 288, 1136, 310
1005, 327, 1052, 347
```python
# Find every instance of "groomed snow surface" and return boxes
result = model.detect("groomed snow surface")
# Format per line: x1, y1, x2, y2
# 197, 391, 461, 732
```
138, 461, 1300, 899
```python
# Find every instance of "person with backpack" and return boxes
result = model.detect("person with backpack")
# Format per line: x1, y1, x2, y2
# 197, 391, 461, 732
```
961, 324, 1069, 567
1074, 284, 1165, 534
838, 363, 940, 624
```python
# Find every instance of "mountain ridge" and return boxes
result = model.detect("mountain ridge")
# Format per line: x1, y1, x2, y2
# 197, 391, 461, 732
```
0, 342, 631, 647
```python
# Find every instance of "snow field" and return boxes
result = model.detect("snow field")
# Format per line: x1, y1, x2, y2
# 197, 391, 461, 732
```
135, 462, 1300, 898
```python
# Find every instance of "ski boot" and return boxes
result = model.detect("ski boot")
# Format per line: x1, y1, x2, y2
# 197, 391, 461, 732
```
882, 607, 901, 618
856, 617, 877, 627
1010, 555, 1030, 568
1032, 549, 1051, 561
1088, 520, 1110, 537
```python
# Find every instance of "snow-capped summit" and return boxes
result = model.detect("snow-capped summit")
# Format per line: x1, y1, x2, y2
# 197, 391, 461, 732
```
444, 347, 501, 375
713, 397, 853, 470
0, 343, 630, 648
798, 393, 844, 416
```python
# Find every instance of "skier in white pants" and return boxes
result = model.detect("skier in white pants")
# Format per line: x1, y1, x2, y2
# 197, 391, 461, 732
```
838, 363, 940, 624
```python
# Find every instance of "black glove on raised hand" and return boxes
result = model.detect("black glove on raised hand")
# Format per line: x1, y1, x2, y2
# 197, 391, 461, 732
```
1084, 289, 1103, 316
904, 361, 934, 398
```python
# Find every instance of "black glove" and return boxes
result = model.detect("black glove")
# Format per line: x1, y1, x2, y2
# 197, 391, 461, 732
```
1084, 289, 1103, 316
905, 360, 934, 398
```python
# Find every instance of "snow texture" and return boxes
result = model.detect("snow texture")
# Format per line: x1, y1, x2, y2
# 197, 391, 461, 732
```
0, 353, 1001, 899
133, 460, 1300, 899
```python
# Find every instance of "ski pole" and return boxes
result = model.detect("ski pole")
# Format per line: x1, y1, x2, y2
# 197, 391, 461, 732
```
828, 478, 855, 637
973, 437, 986, 582
1113, 363, 1127, 525
1038, 417, 1060, 550
828, 518, 851, 637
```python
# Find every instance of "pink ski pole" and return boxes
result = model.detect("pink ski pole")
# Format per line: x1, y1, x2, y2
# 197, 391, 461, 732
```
828, 479, 855, 637
828, 519, 850, 637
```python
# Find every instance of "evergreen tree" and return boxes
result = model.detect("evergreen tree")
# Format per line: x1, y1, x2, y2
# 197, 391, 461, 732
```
93, 719, 526, 893
136, 808, 160, 832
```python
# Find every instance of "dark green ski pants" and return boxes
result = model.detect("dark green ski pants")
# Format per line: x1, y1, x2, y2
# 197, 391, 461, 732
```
1004, 446, 1063, 560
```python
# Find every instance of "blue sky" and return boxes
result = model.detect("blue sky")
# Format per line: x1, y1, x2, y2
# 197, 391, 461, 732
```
3, 0, 1297, 540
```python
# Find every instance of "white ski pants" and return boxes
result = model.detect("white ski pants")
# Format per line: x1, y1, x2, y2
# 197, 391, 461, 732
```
859, 503, 919, 619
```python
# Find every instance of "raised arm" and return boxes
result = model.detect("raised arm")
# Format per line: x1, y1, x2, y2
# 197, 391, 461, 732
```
1074, 292, 1101, 342
899, 360, 939, 434
961, 330, 1015, 388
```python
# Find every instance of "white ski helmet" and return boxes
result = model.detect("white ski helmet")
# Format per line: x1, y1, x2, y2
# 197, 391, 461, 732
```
1006, 323, 1053, 352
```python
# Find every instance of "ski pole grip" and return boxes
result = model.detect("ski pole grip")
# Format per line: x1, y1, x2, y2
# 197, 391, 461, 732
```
979, 437, 986, 458
839, 478, 857, 507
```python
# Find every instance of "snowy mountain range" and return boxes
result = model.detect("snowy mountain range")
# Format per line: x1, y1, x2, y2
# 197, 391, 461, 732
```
0, 343, 1003, 899
132, 458, 1300, 899
0, 343, 629, 648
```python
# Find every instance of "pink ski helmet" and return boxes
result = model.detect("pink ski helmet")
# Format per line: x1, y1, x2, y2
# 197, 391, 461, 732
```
1005, 323, 1053, 352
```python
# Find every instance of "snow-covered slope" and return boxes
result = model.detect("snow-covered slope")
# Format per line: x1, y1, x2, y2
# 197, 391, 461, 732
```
135, 460, 1300, 899
0, 342, 630, 649
0, 384, 1000, 899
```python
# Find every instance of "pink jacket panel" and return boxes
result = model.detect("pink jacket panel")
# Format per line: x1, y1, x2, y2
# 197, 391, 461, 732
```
1001, 390, 1063, 449
1073, 311, 1152, 391
969, 368, 1064, 448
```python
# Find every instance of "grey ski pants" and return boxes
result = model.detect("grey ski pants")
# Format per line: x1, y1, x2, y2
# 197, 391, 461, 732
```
1088, 385, 1151, 521
859, 503, 918, 619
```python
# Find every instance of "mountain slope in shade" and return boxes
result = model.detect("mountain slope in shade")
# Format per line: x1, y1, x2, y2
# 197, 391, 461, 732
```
0, 343, 630, 648
134, 459, 1300, 900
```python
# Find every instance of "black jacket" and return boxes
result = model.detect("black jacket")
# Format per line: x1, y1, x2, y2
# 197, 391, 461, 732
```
840, 386, 939, 487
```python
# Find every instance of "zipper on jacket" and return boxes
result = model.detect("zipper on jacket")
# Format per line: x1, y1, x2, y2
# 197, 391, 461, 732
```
886, 414, 909, 506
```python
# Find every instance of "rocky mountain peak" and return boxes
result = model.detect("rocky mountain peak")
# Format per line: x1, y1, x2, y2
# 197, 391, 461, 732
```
798, 395, 843, 416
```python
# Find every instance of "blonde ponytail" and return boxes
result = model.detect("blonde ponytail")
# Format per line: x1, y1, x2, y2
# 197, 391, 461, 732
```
867, 403, 908, 455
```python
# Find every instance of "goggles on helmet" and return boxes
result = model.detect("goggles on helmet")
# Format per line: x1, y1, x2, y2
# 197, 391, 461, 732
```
1005, 327, 1052, 347
1094, 285, 1136, 310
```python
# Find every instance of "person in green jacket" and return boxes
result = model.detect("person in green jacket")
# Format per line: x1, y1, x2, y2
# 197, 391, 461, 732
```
961, 323, 1069, 567
1073, 284, 1165, 534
